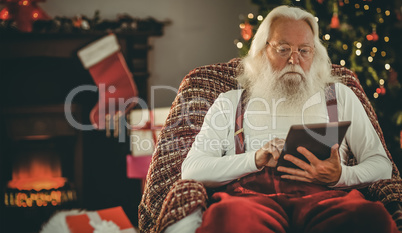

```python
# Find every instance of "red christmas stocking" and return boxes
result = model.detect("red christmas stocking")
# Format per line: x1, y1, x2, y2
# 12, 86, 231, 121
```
77, 34, 138, 131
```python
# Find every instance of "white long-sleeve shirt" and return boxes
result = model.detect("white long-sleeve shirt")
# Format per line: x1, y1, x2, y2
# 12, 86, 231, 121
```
181, 83, 392, 188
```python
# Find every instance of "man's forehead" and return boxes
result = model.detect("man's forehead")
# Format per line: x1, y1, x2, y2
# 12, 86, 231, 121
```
270, 17, 314, 36
269, 17, 314, 44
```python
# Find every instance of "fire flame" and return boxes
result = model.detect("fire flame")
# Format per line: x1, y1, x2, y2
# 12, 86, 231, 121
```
8, 156, 66, 191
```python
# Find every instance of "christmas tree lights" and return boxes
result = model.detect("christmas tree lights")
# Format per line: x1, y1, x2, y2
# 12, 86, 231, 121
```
0, 0, 50, 32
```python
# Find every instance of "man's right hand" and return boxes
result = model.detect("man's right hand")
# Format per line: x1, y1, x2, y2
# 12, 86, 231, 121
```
255, 138, 285, 169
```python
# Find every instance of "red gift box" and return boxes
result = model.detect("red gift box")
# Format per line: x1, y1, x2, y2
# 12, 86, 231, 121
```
65, 206, 136, 233
129, 108, 164, 157
126, 155, 152, 179
127, 108, 170, 179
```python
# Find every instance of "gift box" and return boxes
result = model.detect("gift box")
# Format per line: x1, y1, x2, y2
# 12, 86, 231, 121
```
129, 107, 171, 156
126, 155, 152, 179
65, 206, 136, 233
127, 108, 170, 179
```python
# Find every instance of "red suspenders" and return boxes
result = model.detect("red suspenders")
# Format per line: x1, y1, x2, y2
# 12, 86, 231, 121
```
325, 83, 338, 123
234, 83, 338, 154
234, 90, 248, 154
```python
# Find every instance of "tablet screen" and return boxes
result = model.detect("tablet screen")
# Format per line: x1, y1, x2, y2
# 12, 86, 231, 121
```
276, 121, 351, 169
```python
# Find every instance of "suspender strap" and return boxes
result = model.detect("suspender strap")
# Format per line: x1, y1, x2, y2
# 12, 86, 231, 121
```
234, 84, 338, 154
325, 83, 338, 123
234, 90, 248, 154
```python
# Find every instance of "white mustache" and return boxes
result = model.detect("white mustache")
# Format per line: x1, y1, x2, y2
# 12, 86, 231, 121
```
277, 65, 306, 80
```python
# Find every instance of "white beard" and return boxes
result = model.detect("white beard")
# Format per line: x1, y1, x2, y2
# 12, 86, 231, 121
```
243, 63, 330, 136
247, 60, 328, 116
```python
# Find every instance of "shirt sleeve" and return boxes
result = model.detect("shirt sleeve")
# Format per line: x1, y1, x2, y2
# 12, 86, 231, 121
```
181, 91, 261, 188
332, 83, 392, 188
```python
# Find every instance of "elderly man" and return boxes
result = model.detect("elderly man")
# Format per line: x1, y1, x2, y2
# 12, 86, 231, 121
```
165, 5, 398, 233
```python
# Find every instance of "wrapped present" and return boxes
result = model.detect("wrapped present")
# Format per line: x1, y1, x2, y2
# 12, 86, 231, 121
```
130, 130, 156, 157
127, 107, 170, 178
41, 206, 136, 233
126, 154, 152, 179
65, 206, 135, 233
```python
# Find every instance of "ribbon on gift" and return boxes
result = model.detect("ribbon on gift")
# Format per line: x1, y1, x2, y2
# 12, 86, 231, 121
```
127, 107, 170, 179
65, 206, 136, 233
129, 107, 170, 156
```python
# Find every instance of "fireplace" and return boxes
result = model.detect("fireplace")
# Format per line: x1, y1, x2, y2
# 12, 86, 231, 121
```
0, 30, 162, 232
3, 104, 81, 204
1, 104, 82, 232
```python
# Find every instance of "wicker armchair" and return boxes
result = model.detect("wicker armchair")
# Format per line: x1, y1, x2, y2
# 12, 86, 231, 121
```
138, 58, 402, 233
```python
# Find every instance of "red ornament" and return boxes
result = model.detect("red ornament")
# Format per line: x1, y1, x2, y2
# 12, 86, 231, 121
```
376, 86, 386, 95
0, 0, 51, 32
73, 15, 83, 28
330, 13, 340, 29
366, 27, 379, 41
380, 86, 386, 95
371, 31, 379, 41
317, 0, 324, 4
366, 32, 379, 41
241, 22, 253, 41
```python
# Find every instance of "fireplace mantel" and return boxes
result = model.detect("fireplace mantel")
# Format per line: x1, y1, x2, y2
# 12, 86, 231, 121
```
0, 30, 162, 100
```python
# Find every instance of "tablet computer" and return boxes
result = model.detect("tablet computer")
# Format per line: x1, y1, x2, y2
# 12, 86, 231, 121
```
276, 121, 351, 169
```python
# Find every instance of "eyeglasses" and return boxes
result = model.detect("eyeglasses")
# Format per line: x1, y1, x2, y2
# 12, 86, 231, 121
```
267, 42, 315, 60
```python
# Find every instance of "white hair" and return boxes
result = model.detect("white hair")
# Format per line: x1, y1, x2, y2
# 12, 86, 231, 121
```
238, 5, 336, 91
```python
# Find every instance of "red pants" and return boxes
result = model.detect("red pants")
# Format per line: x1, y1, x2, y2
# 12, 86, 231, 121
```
196, 168, 398, 233
196, 190, 397, 233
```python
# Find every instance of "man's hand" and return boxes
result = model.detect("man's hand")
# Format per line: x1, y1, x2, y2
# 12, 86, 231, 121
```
255, 138, 285, 169
277, 144, 342, 186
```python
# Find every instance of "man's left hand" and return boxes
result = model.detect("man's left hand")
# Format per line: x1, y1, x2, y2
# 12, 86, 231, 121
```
277, 144, 342, 186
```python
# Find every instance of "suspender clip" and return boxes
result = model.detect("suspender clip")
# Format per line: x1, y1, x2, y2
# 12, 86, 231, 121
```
234, 128, 244, 136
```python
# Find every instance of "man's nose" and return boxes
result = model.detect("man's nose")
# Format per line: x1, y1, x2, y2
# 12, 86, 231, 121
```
288, 51, 300, 65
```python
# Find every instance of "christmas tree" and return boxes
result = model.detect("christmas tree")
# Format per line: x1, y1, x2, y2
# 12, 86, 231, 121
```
236, 0, 402, 168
